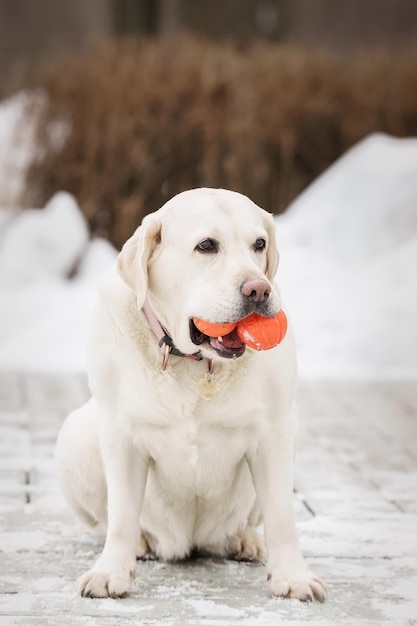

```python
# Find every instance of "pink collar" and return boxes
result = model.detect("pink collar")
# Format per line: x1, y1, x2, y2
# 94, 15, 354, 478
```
142, 298, 203, 370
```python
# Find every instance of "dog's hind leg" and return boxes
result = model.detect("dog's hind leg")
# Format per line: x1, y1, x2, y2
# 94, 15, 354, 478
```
55, 398, 107, 530
226, 525, 266, 562
136, 531, 157, 560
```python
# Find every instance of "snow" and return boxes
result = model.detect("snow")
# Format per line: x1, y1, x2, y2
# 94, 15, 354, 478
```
0, 192, 89, 287
275, 133, 417, 380
0, 194, 117, 373
0, 90, 416, 379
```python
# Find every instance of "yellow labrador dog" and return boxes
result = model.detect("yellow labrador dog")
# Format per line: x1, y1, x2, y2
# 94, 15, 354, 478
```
55, 188, 326, 602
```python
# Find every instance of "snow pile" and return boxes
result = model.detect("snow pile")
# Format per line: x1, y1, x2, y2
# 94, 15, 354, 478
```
276, 133, 417, 379
0, 193, 117, 372
0, 192, 89, 287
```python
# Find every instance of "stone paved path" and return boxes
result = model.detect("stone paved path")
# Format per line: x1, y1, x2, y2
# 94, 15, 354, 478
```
0, 372, 416, 625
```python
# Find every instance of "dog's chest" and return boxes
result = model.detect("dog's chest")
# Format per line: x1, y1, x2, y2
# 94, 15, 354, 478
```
128, 390, 262, 498
145, 418, 255, 497
120, 359, 267, 496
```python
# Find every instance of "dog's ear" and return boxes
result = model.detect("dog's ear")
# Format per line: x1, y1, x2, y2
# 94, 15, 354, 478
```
263, 212, 279, 280
117, 214, 162, 307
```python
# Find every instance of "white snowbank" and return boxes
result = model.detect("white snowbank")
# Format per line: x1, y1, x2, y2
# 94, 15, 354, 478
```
276, 133, 417, 379
0, 194, 118, 373
0, 192, 89, 287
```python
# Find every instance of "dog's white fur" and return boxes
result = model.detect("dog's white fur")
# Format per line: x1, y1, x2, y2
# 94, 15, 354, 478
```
55, 188, 326, 602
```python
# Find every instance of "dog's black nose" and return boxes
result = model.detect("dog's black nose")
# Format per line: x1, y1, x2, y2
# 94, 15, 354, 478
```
241, 278, 271, 303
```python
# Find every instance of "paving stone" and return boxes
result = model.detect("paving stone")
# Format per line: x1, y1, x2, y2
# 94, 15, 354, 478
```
0, 374, 416, 625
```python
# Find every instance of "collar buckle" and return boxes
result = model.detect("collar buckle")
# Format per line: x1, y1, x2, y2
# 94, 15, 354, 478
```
158, 334, 203, 369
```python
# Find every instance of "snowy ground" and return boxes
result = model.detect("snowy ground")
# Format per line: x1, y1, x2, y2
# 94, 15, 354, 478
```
1, 372, 416, 626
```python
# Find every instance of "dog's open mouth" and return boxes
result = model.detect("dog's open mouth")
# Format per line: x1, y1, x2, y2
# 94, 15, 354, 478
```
189, 320, 246, 359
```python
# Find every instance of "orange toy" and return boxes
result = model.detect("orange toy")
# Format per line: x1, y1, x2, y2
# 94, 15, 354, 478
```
193, 318, 237, 337
236, 310, 288, 351
193, 310, 288, 352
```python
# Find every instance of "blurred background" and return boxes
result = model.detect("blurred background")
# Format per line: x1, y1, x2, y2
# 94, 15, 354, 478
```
2, 0, 417, 244
1, 0, 417, 378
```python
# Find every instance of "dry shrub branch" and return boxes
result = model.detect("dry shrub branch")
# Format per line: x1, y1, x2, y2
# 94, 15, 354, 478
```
27, 36, 417, 248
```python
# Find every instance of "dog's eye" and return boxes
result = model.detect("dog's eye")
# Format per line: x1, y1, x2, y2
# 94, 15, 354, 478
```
254, 238, 266, 252
195, 238, 218, 253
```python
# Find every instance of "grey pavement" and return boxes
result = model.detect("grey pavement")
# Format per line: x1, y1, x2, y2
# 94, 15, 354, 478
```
0, 372, 416, 625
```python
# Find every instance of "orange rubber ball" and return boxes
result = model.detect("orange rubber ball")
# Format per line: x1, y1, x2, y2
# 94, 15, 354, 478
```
236, 310, 288, 351
193, 318, 237, 337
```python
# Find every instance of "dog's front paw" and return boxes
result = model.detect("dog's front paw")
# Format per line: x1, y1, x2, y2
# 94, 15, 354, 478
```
77, 566, 134, 599
268, 570, 326, 603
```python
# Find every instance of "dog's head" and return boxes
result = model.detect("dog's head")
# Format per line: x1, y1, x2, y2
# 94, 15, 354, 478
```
117, 188, 281, 360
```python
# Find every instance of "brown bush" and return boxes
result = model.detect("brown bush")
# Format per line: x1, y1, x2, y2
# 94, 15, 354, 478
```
27, 36, 417, 248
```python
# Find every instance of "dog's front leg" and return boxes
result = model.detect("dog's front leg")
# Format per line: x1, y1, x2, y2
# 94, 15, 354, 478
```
77, 425, 148, 599
248, 427, 326, 602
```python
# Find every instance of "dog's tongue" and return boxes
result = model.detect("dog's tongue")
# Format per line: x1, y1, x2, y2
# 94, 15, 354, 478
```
209, 329, 244, 351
